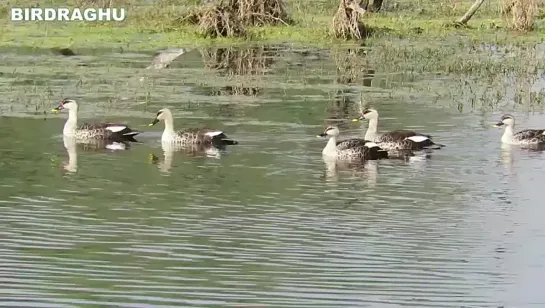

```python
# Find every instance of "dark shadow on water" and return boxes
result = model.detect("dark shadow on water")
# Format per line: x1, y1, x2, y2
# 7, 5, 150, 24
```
199, 85, 262, 97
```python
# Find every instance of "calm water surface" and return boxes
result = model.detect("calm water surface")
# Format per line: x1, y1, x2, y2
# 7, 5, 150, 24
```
1, 45, 545, 308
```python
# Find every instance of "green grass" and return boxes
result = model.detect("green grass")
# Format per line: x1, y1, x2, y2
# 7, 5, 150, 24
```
0, 0, 544, 51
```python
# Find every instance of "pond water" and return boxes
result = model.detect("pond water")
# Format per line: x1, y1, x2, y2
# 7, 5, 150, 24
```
1, 45, 545, 307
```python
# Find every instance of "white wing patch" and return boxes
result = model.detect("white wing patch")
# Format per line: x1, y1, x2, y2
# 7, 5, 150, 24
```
364, 142, 379, 148
106, 142, 127, 151
105, 126, 127, 133
205, 131, 223, 137
406, 135, 429, 143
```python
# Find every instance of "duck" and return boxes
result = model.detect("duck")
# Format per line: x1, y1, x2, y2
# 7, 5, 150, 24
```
493, 114, 545, 146
148, 108, 238, 147
52, 98, 140, 142
352, 108, 445, 151
146, 48, 189, 69
317, 126, 389, 160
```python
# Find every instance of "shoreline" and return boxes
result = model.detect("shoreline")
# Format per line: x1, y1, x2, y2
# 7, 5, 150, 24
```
1, 1, 544, 51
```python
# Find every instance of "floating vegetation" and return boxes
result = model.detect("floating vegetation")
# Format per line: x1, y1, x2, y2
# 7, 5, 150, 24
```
51, 48, 77, 56
208, 85, 261, 96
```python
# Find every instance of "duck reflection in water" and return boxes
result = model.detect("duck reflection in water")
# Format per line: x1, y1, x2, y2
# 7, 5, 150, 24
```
148, 143, 224, 174
322, 157, 379, 188
501, 143, 514, 175
61, 136, 131, 174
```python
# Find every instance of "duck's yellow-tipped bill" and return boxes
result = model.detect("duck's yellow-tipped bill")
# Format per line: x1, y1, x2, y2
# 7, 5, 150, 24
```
51, 109, 58, 113
491, 124, 499, 128
148, 123, 153, 127
352, 118, 359, 122
316, 135, 321, 138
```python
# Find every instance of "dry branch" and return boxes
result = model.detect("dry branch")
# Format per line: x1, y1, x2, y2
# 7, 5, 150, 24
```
332, 0, 368, 40
456, 0, 486, 25
184, 0, 290, 38
501, 0, 537, 31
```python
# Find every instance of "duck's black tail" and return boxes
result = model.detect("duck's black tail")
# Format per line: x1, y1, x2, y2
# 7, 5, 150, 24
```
429, 142, 445, 149
122, 135, 139, 143
220, 138, 238, 145
377, 149, 389, 159
420, 140, 445, 150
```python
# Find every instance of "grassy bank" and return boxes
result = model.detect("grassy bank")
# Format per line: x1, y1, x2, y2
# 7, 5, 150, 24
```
0, 0, 544, 50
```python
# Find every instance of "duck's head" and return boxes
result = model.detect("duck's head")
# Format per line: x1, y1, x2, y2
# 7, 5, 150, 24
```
493, 114, 515, 128
317, 126, 339, 138
52, 98, 78, 113
352, 108, 378, 122
149, 108, 171, 126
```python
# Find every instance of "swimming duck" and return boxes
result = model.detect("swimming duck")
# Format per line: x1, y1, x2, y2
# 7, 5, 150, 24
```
52, 98, 140, 142
352, 108, 445, 151
146, 48, 189, 69
148, 108, 238, 147
493, 114, 545, 146
317, 126, 389, 160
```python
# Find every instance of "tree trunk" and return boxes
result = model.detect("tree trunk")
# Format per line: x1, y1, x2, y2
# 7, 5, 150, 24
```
360, 0, 369, 11
457, 0, 486, 25
371, 0, 383, 11
359, 0, 383, 12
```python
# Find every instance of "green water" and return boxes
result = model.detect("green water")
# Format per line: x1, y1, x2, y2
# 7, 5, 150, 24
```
1, 45, 545, 308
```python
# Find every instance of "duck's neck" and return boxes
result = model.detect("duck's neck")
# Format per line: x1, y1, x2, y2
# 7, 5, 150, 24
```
63, 108, 78, 136
322, 136, 338, 156
501, 124, 514, 143
161, 113, 175, 140
365, 118, 378, 141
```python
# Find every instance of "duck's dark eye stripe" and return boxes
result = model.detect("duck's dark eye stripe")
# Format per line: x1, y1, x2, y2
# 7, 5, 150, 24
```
156, 111, 162, 116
